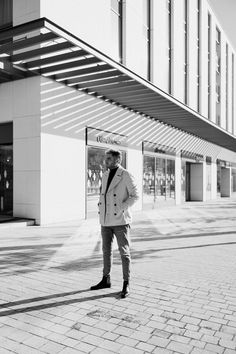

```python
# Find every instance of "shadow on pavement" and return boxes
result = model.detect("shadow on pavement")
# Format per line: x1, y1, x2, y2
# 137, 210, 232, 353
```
0, 290, 120, 317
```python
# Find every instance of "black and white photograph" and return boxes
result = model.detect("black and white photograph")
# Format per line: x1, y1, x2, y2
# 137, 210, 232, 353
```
0, 0, 236, 353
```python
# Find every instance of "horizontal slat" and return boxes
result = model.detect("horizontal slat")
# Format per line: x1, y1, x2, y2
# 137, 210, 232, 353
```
40, 56, 101, 74
54, 64, 112, 80
0, 32, 59, 55
78, 75, 133, 89
66, 70, 122, 85
25, 49, 88, 69
10, 41, 75, 62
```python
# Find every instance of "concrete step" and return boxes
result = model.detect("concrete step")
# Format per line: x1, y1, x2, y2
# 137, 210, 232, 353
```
0, 217, 35, 228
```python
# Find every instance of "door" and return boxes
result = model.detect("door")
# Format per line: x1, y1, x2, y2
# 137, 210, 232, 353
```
185, 162, 191, 201
0, 145, 13, 215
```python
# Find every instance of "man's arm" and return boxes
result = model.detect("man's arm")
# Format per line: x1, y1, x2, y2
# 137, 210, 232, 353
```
122, 172, 139, 210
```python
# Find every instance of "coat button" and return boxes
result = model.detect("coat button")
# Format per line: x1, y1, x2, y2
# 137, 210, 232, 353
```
114, 194, 116, 196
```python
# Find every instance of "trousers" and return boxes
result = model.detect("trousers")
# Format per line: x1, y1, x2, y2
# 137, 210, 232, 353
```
101, 224, 131, 282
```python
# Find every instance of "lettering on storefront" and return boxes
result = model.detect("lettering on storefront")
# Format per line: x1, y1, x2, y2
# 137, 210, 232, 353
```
143, 141, 176, 156
181, 150, 204, 162
96, 135, 121, 145
86, 127, 128, 148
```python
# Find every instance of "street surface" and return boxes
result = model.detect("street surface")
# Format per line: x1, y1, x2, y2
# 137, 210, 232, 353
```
0, 198, 236, 353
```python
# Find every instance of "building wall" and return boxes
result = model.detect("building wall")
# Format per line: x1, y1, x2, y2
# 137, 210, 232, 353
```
2, 0, 235, 224
12, 0, 236, 138
0, 77, 41, 223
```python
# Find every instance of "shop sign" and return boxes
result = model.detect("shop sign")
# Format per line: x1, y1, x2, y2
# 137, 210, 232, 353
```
143, 141, 176, 156
86, 127, 128, 148
181, 150, 204, 162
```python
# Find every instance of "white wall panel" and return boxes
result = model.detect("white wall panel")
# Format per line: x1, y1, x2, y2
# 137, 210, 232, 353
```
221, 36, 226, 130
152, 0, 169, 92
172, 0, 185, 102
200, 0, 209, 117
125, 0, 148, 78
188, 0, 198, 111
40, 0, 111, 58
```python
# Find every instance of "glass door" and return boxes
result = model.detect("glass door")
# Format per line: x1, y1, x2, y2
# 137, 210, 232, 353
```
0, 145, 13, 215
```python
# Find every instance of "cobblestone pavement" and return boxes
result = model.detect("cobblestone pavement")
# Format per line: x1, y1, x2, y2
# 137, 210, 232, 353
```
0, 198, 236, 354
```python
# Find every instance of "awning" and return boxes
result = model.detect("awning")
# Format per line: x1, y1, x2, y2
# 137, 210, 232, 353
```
0, 17, 236, 153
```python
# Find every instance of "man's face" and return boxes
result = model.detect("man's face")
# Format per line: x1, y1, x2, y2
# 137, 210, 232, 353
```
105, 153, 120, 170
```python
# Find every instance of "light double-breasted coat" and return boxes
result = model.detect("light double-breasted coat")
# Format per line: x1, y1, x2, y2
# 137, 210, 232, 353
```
98, 166, 139, 226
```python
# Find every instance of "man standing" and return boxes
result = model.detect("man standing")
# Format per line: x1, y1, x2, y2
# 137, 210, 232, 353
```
90, 149, 139, 298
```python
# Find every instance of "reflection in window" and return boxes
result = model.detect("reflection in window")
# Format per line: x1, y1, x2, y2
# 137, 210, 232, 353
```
143, 155, 155, 207
143, 155, 175, 207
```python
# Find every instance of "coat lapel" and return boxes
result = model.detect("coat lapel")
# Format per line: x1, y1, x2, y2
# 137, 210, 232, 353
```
102, 171, 109, 194
107, 166, 124, 193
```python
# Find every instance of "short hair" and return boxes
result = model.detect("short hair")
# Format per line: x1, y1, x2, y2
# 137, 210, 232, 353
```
105, 149, 122, 161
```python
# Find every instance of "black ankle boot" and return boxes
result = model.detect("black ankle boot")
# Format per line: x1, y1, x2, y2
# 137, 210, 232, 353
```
90, 276, 111, 290
121, 281, 130, 298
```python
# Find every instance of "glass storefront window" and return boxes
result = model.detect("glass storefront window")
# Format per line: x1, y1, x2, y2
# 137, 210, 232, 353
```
155, 158, 166, 201
143, 154, 175, 207
206, 163, 212, 200
232, 169, 236, 193
87, 146, 126, 217
143, 155, 155, 207
0, 145, 13, 215
181, 160, 186, 202
217, 164, 221, 196
166, 159, 175, 199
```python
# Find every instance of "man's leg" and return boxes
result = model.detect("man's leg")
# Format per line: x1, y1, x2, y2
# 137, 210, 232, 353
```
101, 226, 114, 277
114, 225, 131, 297
90, 226, 113, 290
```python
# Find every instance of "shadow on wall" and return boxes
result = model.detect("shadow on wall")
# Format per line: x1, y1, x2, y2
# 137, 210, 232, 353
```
40, 78, 219, 156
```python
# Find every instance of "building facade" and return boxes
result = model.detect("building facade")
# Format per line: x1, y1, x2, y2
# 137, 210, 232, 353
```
0, 0, 236, 224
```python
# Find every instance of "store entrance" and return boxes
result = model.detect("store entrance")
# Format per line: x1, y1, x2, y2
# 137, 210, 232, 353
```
0, 144, 13, 216
182, 161, 203, 202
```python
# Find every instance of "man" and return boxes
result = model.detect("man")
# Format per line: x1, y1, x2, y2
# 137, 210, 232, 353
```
90, 149, 139, 298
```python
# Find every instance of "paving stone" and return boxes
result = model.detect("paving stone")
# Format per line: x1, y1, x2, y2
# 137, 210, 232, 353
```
149, 336, 170, 347
219, 338, 236, 349
201, 334, 219, 344
116, 335, 139, 347
205, 343, 224, 353
167, 340, 193, 353
184, 330, 202, 340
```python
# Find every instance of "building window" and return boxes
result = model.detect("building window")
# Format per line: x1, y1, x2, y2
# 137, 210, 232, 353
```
167, 0, 172, 94
0, 0, 12, 29
111, 0, 123, 63
143, 0, 152, 81
232, 54, 235, 134
208, 13, 211, 119
216, 27, 221, 125
226, 44, 229, 131
146, 0, 152, 81
197, 0, 201, 112
184, 0, 188, 104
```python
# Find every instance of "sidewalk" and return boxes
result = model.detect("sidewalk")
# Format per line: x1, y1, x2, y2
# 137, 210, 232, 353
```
0, 198, 236, 354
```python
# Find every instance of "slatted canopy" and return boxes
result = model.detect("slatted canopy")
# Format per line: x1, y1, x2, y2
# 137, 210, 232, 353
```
0, 17, 236, 153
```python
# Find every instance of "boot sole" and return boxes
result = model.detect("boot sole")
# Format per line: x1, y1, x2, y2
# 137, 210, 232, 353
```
90, 284, 111, 290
